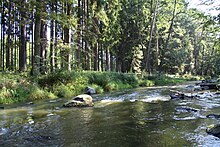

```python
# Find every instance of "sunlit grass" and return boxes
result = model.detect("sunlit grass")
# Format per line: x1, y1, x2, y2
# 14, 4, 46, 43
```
0, 71, 201, 104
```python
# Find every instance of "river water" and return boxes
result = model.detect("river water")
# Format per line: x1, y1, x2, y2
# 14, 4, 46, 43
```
1, 83, 220, 146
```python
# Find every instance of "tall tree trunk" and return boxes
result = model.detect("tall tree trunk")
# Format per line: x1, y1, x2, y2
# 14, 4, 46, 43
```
159, 0, 177, 73
19, 0, 27, 72
6, 0, 12, 70
106, 47, 110, 71
77, 0, 81, 68
142, 0, 153, 70
54, 0, 58, 69
146, 0, 158, 74
85, 0, 90, 70
155, 23, 159, 72
63, 2, 71, 71
14, 9, 17, 70
94, 42, 98, 71
50, 18, 55, 72
32, 0, 42, 75
1, 1, 5, 71
0, 1, 3, 70
40, 19, 47, 74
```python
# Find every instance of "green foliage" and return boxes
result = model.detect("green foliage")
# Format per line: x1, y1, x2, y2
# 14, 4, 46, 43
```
0, 71, 200, 104
28, 84, 56, 101
87, 72, 110, 88
95, 86, 104, 94
182, 74, 201, 81
154, 75, 186, 86
105, 82, 118, 91
88, 84, 104, 94
53, 84, 73, 98
139, 80, 155, 87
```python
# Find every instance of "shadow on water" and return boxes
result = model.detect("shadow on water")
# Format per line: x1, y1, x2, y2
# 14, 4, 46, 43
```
1, 83, 220, 146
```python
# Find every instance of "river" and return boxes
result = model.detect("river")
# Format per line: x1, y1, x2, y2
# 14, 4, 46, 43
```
1, 82, 220, 146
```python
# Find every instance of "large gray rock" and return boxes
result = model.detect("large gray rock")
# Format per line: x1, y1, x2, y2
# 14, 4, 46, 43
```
85, 86, 96, 95
63, 94, 94, 107
206, 124, 220, 138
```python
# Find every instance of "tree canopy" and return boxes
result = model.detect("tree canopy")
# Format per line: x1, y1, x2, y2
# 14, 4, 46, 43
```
0, 0, 219, 76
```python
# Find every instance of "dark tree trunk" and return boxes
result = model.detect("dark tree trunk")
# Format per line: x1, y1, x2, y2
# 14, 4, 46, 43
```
50, 19, 55, 72
0, 1, 4, 71
32, 0, 42, 75
85, 0, 90, 70
40, 19, 47, 74
94, 43, 98, 71
77, 0, 81, 68
63, 2, 71, 71
54, 0, 58, 69
19, 1, 27, 72
6, 0, 12, 70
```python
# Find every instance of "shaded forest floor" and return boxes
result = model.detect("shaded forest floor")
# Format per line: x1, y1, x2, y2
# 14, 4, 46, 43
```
0, 71, 201, 104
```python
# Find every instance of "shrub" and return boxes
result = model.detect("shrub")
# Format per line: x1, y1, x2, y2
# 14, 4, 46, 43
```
154, 75, 186, 86
95, 85, 104, 94
87, 72, 111, 87
53, 84, 73, 98
139, 80, 155, 87
28, 84, 57, 101
88, 84, 104, 94
117, 83, 132, 90
105, 82, 118, 91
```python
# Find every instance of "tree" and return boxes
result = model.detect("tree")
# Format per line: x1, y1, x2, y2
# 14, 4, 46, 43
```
32, 0, 42, 75
19, 0, 27, 72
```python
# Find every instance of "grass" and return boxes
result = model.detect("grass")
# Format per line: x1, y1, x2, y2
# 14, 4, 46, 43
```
0, 71, 201, 104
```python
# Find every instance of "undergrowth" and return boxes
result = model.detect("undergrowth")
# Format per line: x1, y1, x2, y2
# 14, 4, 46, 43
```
0, 71, 201, 104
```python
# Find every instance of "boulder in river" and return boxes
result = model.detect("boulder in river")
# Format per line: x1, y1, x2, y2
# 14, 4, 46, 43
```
206, 124, 220, 138
170, 90, 194, 99
84, 86, 96, 95
63, 94, 94, 107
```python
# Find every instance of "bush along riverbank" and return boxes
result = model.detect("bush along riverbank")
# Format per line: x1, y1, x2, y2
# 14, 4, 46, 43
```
0, 71, 201, 104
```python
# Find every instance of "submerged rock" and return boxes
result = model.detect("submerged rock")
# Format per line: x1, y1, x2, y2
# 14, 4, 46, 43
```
206, 114, 220, 119
206, 124, 220, 138
170, 93, 194, 99
200, 83, 218, 90
63, 94, 94, 107
175, 106, 198, 113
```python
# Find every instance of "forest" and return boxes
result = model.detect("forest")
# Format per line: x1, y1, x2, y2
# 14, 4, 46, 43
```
1, 1, 220, 145
0, 0, 220, 104
0, 0, 219, 76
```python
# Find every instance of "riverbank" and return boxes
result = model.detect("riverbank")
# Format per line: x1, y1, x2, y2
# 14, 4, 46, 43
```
0, 71, 201, 104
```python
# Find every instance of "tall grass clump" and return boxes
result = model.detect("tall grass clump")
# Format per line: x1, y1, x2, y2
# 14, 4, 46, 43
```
154, 75, 187, 86
86, 71, 139, 91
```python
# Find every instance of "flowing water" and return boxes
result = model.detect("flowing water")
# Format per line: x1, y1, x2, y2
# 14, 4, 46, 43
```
1, 82, 220, 147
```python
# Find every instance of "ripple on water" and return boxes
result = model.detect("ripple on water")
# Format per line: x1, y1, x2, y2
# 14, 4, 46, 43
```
141, 96, 170, 103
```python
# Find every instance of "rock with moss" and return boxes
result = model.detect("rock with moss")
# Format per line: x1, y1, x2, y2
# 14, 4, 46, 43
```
206, 124, 220, 138
63, 94, 94, 107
